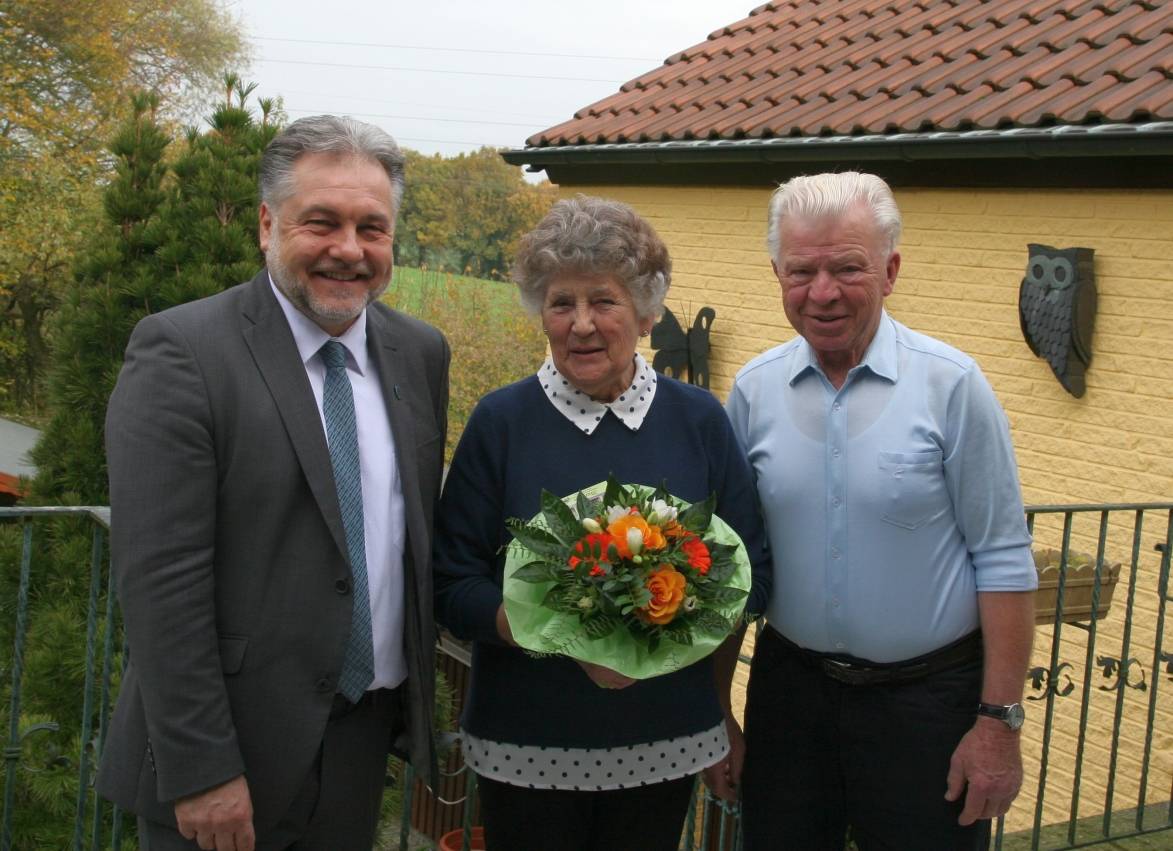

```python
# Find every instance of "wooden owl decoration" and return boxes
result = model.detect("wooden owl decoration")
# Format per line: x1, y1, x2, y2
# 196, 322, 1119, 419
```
651, 306, 715, 389
1019, 244, 1097, 398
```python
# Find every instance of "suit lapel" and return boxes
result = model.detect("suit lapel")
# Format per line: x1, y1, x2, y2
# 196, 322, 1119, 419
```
367, 312, 425, 572
238, 273, 350, 562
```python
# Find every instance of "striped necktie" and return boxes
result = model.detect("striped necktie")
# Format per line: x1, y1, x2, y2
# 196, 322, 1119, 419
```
320, 340, 374, 703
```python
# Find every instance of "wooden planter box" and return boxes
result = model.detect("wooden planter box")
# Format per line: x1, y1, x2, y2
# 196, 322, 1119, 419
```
1033, 547, 1121, 625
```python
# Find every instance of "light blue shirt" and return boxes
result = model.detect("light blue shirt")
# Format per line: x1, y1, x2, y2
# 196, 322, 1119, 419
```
727, 312, 1036, 662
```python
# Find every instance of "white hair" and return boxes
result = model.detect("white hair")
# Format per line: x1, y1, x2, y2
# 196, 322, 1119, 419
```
766, 171, 902, 261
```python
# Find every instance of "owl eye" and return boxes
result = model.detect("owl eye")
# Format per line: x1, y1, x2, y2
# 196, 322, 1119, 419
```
1050, 258, 1074, 289
1027, 257, 1049, 282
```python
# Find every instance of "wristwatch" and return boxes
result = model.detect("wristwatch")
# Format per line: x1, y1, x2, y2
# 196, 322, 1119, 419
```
976, 701, 1025, 731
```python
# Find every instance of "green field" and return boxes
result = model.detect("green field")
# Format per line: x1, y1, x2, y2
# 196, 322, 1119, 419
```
381, 264, 548, 461
387, 265, 523, 317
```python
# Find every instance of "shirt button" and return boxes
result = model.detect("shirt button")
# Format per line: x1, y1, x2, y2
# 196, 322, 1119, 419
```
831, 597, 840, 607
833, 403, 842, 412
831, 547, 840, 559
832, 497, 841, 507
335, 578, 350, 594
315, 677, 333, 693
832, 449, 840, 458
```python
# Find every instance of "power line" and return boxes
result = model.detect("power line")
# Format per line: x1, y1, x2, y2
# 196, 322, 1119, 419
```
256, 56, 624, 83
282, 106, 543, 129
276, 89, 563, 122
253, 35, 658, 63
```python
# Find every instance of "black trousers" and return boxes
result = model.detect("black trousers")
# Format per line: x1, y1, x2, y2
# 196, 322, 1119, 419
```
476, 772, 697, 851
740, 627, 990, 851
139, 687, 401, 851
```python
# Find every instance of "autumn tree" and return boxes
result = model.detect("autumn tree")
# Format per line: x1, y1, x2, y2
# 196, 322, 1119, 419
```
0, 0, 247, 412
397, 147, 555, 278
0, 85, 276, 846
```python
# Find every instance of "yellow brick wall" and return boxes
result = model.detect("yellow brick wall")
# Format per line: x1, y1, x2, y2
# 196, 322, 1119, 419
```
559, 183, 1173, 834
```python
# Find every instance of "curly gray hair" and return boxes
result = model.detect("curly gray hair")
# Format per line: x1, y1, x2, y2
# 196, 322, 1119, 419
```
260, 115, 405, 215
512, 195, 671, 321
766, 171, 902, 262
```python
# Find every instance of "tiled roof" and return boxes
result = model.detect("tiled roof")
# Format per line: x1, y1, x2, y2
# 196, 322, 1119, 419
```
527, 0, 1173, 148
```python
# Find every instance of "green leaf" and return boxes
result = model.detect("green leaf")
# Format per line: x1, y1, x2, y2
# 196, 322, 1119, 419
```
691, 608, 734, 637
576, 490, 594, 523
541, 489, 585, 545
677, 492, 716, 534
506, 518, 568, 559
542, 585, 581, 613
661, 621, 694, 646
510, 561, 562, 583
582, 614, 620, 640
697, 585, 749, 605
603, 474, 630, 508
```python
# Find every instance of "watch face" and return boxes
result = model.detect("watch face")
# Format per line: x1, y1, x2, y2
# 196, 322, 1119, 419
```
1006, 703, 1025, 731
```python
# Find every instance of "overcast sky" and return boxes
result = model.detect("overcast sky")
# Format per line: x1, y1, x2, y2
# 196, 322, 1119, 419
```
227, 1, 757, 178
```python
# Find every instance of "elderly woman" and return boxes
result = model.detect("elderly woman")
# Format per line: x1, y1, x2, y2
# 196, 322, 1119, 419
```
434, 195, 770, 851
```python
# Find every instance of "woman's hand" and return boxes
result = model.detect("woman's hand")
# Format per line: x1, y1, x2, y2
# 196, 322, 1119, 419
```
495, 604, 517, 646
577, 660, 637, 690
702, 715, 744, 802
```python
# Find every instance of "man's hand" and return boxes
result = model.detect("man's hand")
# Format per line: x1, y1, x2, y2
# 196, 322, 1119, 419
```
945, 719, 1023, 825
577, 660, 637, 690
175, 774, 255, 851
702, 716, 744, 802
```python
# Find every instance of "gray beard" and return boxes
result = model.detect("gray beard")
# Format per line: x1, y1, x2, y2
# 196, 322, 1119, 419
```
265, 242, 386, 329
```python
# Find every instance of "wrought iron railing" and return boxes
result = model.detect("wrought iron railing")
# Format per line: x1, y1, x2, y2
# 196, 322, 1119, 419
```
2, 503, 1170, 850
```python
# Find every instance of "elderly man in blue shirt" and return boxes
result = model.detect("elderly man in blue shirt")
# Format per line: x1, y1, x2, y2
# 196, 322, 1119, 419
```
720, 171, 1037, 850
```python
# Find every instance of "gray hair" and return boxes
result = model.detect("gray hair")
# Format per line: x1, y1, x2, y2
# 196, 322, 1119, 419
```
512, 195, 671, 321
766, 171, 902, 261
260, 115, 405, 215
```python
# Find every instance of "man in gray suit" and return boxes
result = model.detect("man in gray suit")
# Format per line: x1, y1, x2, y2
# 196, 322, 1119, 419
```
98, 115, 450, 850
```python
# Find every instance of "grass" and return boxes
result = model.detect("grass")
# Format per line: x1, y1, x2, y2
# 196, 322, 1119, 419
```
381, 266, 547, 462
391, 266, 522, 319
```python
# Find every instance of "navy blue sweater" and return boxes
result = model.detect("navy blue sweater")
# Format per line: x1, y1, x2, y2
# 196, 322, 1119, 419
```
434, 374, 771, 749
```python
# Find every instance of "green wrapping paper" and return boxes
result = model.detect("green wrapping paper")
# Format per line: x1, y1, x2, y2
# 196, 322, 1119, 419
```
502, 482, 751, 680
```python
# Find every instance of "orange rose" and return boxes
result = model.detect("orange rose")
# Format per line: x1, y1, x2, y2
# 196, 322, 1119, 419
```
638, 565, 687, 625
606, 513, 666, 557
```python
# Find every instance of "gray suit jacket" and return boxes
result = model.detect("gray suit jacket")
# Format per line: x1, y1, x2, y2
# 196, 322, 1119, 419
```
97, 271, 449, 831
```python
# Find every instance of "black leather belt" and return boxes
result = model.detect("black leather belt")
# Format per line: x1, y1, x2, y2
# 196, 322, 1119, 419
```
331, 683, 403, 719
766, 625, 983, 686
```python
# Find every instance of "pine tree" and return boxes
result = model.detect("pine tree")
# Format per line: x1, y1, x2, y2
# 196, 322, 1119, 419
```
2, 80, 277, 847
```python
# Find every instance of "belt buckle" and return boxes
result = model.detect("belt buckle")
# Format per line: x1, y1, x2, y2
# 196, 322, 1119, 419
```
822, 658, 870, 685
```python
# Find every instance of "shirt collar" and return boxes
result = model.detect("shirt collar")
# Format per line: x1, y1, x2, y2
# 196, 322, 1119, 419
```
537, 352, 657, 435
269, 273, 369, 374
788, 309, 898, 386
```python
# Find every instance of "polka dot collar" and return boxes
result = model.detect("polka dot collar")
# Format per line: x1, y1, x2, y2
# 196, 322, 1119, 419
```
537, 353, 657, 435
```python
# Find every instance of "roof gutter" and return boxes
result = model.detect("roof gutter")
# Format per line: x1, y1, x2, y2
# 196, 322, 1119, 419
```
502, 122, 1173, 169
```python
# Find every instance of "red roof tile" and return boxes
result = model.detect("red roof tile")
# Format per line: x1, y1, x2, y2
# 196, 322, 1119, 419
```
527, 0, 1173, 147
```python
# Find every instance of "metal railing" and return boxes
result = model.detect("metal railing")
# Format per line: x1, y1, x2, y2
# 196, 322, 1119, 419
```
2, 503, 1170, 850
0, 506, 122, 851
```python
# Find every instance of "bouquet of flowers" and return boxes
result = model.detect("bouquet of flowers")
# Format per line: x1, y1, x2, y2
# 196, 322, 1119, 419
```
501, 476, 751, 679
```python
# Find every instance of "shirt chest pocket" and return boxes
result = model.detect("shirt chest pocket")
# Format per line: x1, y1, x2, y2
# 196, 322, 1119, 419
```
876, 449, 946, 530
